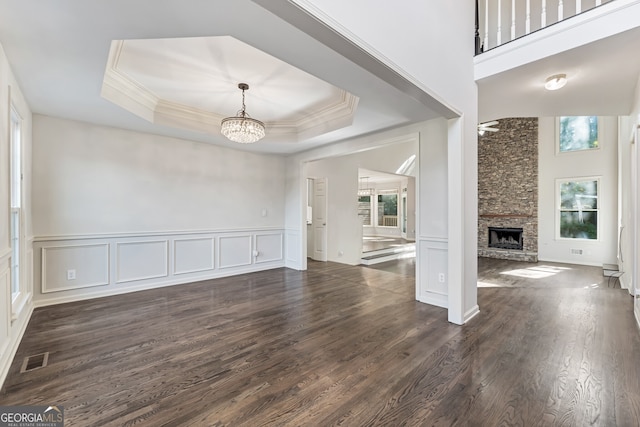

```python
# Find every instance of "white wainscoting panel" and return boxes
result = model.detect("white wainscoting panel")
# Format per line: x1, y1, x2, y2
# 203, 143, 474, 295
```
174, 237, 215, 275
417, 239, 448, 308
33, 229, 285, 307
255, 233, 283, 264
219, 235, 253, 269
42, 244, 109, 293
116, 240, 168, 283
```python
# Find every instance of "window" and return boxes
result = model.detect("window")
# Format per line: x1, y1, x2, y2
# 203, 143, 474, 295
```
377, 191, 398, 227
358, 195, 372, 226
558, 178, 599, 240
10, 105, 22, 306
558, 116, 598, 153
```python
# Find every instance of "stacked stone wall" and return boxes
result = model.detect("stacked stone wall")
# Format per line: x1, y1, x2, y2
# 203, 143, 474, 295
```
478, 118, 538, 262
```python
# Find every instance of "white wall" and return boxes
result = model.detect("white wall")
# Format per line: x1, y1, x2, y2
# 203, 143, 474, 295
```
417, 118, 450, 308
33, 115, 285, 236
0, 42, 33, 389
306, 139, 418, 265
30, 116, 288, 306
538, 116, 618, 266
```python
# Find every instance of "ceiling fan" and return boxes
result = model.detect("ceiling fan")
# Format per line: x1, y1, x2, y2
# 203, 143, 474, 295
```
478, 120, 499, 136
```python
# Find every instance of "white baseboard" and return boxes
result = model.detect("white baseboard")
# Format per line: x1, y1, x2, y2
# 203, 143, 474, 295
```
418, 292, 448, 309
0, 302, 34, 390
464, 304, 481, 323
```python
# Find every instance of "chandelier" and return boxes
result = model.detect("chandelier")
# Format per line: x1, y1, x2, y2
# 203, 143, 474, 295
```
220, 83, 265, 143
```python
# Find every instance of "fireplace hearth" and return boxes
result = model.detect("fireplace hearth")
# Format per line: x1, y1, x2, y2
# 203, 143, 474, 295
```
488, 227, 523, 250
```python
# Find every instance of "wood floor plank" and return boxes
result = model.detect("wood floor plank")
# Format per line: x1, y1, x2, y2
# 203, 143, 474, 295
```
1, 259, 639, 426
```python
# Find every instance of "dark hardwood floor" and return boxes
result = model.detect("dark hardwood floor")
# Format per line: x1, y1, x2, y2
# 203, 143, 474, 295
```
1, 259, 639, 426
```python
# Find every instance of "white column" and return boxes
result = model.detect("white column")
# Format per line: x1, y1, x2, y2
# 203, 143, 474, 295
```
541, 0, 547, 28
447, 118, 479, 325
576, 0, 582, 14
526, 0, 531, 33
596, 0, 602, 5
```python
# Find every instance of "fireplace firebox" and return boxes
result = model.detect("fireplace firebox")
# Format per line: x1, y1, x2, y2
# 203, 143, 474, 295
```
488, 227, 523, 250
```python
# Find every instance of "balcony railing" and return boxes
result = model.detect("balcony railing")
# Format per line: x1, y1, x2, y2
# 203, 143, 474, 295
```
381, 216, 398, 227
475, 0, 614, 53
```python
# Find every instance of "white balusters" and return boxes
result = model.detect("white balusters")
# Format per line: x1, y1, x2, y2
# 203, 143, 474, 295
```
484, 0, 489, 51
558, 0, 564, 20
478, 0, 612, 52
511, 0, 516, 40
526, 0, 531, 34
497, 0, 502, 46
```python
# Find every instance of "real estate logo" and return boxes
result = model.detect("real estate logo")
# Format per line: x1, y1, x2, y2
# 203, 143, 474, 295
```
0, 405, 64, 427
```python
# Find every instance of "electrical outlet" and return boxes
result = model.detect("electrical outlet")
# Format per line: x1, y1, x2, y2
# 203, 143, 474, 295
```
438, 273, 445, 283
67, 269, 76, 280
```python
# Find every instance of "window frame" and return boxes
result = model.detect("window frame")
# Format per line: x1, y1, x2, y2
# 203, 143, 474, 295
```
555, 176, 601, 241
9, 101, 27, 320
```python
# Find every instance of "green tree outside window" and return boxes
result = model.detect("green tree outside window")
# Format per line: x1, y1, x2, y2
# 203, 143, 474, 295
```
559, 116, 598, 152
559, 179, 598, 239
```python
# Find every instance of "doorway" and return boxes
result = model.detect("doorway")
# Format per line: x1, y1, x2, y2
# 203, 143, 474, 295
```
358, 169, 415, 266
307, 177, 328, 262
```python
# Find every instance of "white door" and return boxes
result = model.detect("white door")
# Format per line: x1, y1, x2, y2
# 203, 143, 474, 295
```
313, 178, 327, 261
633, 129, 640, 323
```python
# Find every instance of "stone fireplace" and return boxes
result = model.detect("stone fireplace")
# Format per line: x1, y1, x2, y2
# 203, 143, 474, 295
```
478, 118, 538, 262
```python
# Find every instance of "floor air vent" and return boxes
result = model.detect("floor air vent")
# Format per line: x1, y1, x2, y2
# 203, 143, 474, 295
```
20, 352, 49, 373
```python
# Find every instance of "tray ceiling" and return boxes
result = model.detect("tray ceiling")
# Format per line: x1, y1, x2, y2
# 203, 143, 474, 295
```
101, 36, 359, 143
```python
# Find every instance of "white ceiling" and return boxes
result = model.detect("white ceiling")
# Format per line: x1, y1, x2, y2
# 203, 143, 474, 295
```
477, 25, 640, 122
0, 0, 443, 154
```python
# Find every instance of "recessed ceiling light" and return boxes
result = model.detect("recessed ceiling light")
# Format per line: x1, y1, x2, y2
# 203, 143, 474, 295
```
545, 74, 567, 91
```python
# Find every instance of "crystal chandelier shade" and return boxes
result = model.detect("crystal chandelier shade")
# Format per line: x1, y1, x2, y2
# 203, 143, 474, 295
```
220, 83, 265, 143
